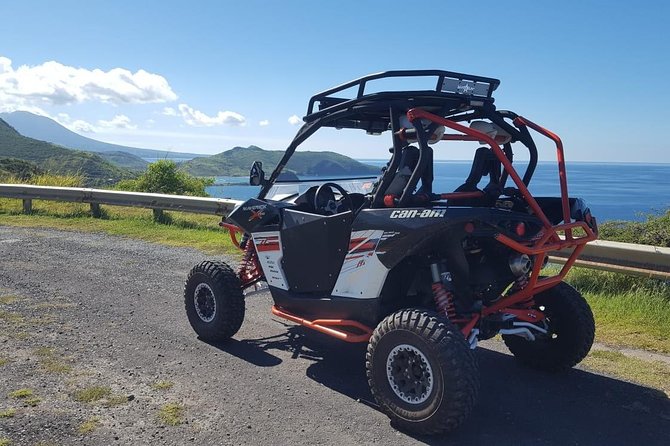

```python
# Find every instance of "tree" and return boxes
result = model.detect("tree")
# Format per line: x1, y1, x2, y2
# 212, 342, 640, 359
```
116, 160, 213, 196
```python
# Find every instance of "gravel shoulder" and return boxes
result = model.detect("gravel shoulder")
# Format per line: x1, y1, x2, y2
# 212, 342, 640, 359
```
1, 226, 669, 446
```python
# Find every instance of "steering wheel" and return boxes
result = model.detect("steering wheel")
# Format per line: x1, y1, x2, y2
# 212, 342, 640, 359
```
313, 182, 353, 215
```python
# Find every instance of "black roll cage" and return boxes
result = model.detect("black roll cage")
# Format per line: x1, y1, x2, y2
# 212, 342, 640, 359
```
258, 70, 539, 207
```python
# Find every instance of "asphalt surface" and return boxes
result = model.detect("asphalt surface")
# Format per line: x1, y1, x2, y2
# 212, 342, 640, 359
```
0, 225, 669, 445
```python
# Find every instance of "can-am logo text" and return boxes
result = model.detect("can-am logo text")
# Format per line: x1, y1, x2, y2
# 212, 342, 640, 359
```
390, 209, 446, 219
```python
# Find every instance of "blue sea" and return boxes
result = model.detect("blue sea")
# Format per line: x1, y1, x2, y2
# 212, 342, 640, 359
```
206, 161, 670, 222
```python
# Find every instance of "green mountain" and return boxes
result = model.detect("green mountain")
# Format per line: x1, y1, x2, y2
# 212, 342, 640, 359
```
0, 118, 133, 185
182, 145, 380, 177
97, 151, 148, 172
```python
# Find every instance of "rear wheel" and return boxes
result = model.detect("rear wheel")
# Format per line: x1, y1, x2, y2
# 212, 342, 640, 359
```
503, 281, 595, 372
184, 261, 245, 342
366, 309, 479, 435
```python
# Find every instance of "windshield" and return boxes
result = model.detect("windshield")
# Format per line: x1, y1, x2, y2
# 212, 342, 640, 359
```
266, 177, 377, 201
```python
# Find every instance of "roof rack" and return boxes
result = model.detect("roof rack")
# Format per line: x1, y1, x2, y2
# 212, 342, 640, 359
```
305, 70, 500, 121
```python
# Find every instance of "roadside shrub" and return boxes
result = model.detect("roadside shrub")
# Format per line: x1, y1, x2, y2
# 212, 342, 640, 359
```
599, 209, 670, 247
116, 160, 213, 196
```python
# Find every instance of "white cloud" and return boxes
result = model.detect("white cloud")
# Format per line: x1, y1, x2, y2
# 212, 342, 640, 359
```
54, 113, 97, 133
71, 119, 97, 133
162, 106, 178, 116
0, 56, 177, 109
97, 114, 137, 130
54, 112, 136, 133
177, 103, 246, 127
288, 115, 302, 125
259, 120, 270, 127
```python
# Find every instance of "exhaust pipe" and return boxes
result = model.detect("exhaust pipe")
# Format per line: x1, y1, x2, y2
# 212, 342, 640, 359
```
509, 254, 532, 276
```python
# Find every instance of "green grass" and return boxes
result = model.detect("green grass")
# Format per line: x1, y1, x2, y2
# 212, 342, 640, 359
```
34, 347, 72, 374
103, 395, 130, 407
73, 386, 111, 403
0, 310, 24, 325
72, 386, 128, 407
151, 380, 174, 391
0, 408, 16, 418
561, 267, 670, 353
0, 437, 11, 446
0, 295, 19, 305
583, 350, 670, 396
0, 358, 9, 366
24, 397, 40, 407
78, 417, 100, 434
157, 402, 184, 426
1, 173, 86, 188
9, 388, 33, 399
0, 199, 236, 255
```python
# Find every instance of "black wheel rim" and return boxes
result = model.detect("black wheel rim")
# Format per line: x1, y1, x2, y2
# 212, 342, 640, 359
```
386, 344, 434, 404
194, 283, 216, 323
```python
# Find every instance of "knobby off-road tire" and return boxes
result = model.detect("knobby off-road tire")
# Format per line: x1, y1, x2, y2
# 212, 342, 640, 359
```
503, 281, 595, 372
366, 309, 479, 435
184, 261, 245, 342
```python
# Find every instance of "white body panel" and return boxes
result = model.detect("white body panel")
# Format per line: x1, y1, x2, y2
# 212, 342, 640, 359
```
332, 230, 391, 299
251, 231, 288, 290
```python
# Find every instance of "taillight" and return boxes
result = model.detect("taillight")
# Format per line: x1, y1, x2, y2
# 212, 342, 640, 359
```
515, 222, 526, 237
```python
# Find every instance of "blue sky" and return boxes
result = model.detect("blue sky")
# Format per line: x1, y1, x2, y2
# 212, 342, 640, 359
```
1, 0, 668, 162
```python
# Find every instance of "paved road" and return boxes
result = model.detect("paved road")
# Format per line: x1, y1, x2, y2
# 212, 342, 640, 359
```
0, 226, 668, 445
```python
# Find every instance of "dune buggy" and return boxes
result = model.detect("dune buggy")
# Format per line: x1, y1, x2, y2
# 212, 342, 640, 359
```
184, 70, 598, 434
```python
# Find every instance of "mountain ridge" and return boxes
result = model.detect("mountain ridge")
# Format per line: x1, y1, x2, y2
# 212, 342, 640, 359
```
182, 145, 380, 177
0, 118, 132, 185
0, 111, 200, 161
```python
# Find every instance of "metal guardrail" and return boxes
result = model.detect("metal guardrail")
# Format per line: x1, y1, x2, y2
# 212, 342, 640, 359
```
0, 184, 242, 216
1, 183, 669, 279
550, 240, 670, 280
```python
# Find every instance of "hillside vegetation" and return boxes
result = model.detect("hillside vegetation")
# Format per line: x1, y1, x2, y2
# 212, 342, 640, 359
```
0, 158, 44, 180
182, 145, 380, 177
97, 151, 148, 172
0, 118, 132, 186
599, 210, 670, 247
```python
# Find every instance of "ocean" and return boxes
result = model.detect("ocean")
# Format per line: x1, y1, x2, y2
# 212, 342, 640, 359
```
205, 161, 670, 222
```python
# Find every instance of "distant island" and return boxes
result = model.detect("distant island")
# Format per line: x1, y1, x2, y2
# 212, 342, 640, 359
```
181, 145, 380, 177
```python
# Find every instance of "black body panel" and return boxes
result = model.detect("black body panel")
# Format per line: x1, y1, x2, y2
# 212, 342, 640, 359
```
227, 198, 280, 233
280, 209, 352, 293
352, 207, 542, 270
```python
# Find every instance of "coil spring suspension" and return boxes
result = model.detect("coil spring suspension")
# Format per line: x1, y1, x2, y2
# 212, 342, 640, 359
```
432, 281, 457, 320
513, 273, 529, 291
238, 235, 263, 288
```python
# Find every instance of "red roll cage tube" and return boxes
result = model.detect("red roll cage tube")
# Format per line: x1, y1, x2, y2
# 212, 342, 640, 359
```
221, 108, 597, 341
406, 108, 597, 336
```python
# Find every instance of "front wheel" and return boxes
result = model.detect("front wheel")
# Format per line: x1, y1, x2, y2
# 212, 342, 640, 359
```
184, 261, 245, 342
366, 309, 479, 435
503, 281, 595, 372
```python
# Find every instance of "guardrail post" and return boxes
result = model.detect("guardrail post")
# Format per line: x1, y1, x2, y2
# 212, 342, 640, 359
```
22, 199, 32, 214
153, 208, 167, 223
90, 203, 102, 218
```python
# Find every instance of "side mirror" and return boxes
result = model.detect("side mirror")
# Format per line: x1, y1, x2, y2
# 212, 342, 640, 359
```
249, 160, 265, 186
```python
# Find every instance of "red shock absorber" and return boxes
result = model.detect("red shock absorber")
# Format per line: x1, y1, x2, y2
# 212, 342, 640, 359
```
430, 263, 457, 320
237, 237, 263, 288
432, 282, 457, 320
